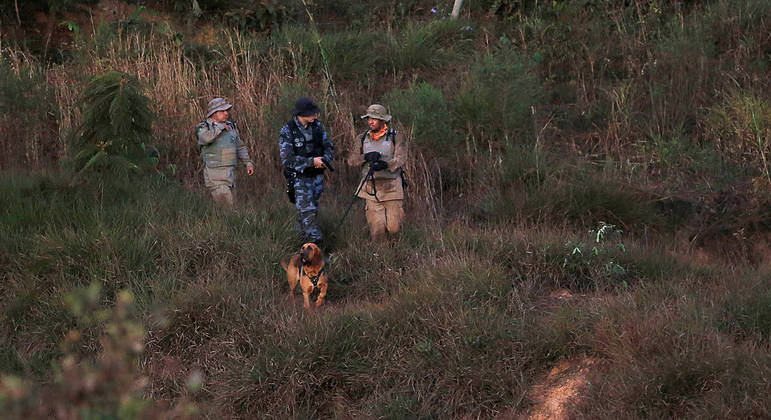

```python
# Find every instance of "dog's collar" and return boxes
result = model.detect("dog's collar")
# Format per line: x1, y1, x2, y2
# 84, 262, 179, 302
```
300, 264, 325, 287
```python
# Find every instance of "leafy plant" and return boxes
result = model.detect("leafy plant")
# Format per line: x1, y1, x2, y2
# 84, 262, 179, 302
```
0, 283, 198, 418
559, 222, 630, 290
69, 71, 155, 182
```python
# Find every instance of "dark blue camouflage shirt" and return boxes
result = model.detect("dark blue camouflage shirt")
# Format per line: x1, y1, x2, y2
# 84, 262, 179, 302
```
279, 118, 335, 174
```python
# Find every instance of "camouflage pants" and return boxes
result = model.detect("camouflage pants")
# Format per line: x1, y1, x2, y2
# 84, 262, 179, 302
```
204, 166, 236, 207
294, 174, 325, 243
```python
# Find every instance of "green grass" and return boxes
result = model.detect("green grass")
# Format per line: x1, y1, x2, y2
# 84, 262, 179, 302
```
1, 171, 769, 417
2, 0, 771, 417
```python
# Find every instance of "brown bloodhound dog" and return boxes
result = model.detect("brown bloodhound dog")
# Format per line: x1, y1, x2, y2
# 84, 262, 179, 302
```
281, 242, 328, 311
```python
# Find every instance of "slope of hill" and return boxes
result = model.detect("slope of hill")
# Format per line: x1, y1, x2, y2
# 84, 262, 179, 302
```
1, 0, 769, 417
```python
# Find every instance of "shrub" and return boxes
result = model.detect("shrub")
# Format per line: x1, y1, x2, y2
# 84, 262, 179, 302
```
550, 222, 632, 291
454, 49, 543, 143
69, 71, 155, 180
390, 19, 474, 71
314, 30, 387, 81
0, 283, 198, 418
383, 82, 459, 151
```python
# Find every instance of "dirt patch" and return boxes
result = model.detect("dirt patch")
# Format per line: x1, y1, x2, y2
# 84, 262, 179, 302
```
526, 357, 598, 420
548, 289, 574, 300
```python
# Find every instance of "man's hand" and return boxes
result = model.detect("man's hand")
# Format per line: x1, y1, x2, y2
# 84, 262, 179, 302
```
247, 164, 254, 175
313, 157, 326, 169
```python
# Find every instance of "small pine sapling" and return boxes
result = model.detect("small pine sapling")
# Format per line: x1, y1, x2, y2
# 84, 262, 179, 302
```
69, 71, 155, 182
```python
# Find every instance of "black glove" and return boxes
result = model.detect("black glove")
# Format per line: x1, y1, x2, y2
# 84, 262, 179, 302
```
370, 159, 388, 171
363, 151, 381, 163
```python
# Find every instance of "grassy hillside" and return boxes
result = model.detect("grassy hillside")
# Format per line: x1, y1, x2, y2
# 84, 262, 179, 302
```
1, 0, 769, 418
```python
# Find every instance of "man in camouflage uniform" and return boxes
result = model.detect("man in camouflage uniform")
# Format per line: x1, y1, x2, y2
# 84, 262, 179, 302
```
279, 97, 335, 245
195, 97, 254, 207
348, 104, 408, 242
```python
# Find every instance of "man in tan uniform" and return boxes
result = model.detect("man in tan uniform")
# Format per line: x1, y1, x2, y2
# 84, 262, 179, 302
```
195, 97, 254, 207
348, 104, 408, 241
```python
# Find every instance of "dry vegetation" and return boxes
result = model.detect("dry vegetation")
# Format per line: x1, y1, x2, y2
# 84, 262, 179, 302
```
0, 0, 769, 418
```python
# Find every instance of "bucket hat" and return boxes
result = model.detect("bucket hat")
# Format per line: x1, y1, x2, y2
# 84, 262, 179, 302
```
206, 97, 233, 118
293, 97, 321, 117
360, 104, 391, 122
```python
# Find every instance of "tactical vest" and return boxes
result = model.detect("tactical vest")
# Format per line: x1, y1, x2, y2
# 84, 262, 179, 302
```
361, 129, 400, 180
201, 121, 238, 168
287, 119, 326, 176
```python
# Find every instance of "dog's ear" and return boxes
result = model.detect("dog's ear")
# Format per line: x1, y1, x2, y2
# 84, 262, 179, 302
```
309, 243, 322, 267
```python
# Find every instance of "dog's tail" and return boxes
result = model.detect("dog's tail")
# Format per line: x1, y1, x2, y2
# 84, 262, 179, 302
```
280, 256, 290, 271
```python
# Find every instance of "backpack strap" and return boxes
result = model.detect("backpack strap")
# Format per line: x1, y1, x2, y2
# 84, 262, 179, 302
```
359, 130, 369, 154
360, 128, 398, 154
387, 128, 397, 141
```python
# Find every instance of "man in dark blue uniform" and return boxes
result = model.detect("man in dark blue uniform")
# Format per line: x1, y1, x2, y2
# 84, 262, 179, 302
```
278, 97, 335, 245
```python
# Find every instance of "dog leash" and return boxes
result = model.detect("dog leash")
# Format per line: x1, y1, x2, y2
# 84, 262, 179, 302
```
328, 165, 376, 239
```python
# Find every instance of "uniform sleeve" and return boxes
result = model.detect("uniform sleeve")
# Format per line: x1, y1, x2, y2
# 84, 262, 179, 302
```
278, 125, 313, 172
386, 131, 408, 172
320, 122, 335, 163
347, 131, 366, 167
232, 124, 253, 168
195, 120, 225, 151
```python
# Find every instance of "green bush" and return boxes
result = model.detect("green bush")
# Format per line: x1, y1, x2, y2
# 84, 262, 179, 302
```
315, 30, 387, 81
454, 49, 543, 142
390, 19, 474, 71
69, 71, 155, 180
548, 223, 631, 291
383, 81, 459, 151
